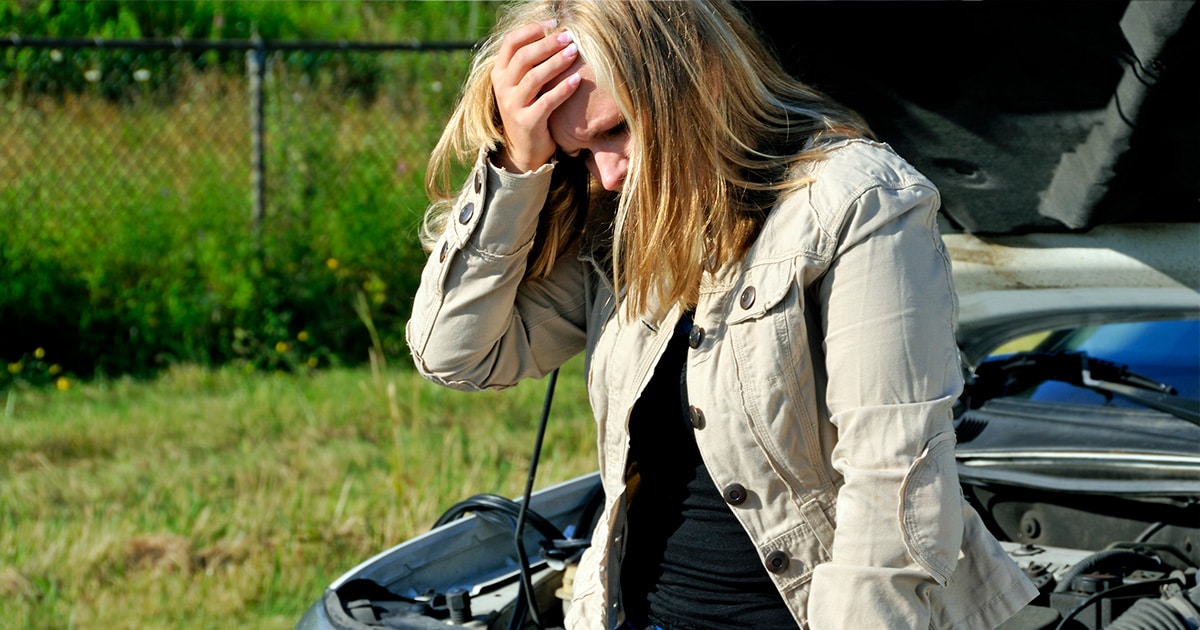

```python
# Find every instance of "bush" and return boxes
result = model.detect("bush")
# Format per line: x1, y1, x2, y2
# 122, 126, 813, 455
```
2, 2, 497, 104
1, 45, 473, 388
0, 2, 499, 387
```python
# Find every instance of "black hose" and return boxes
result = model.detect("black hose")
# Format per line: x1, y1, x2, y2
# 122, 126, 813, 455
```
1108, 599, 1189, 630
433, 493, 564, 544
1053, 549, 1165, 593
1133, 521, 1167, 543
1054, 578, 1179, 630
1107, 583, 1200, 630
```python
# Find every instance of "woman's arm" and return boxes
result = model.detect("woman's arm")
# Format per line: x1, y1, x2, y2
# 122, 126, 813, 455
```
408, 21, 588, 391
806, 164, 965, 627
406, 155, 588, 391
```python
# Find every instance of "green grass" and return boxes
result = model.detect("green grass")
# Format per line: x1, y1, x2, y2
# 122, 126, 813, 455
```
0, 357, 596, 629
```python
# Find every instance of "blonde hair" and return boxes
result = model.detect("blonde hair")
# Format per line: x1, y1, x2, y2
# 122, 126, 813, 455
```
423, 0, 871, 317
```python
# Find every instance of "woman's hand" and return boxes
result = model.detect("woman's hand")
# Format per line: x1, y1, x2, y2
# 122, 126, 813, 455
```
491, 21, 582, 173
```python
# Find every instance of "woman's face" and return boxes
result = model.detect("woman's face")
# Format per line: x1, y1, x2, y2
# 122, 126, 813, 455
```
548, 64, 630, 192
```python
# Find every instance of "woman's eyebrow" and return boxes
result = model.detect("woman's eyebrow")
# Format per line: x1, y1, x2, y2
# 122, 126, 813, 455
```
557, 128, 593, 158
556, 114, 625, 159
559, 139, 584, 158
553, 124, 588, 157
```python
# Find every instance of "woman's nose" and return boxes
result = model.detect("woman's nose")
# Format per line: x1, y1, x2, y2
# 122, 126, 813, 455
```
589, 150, 627, 192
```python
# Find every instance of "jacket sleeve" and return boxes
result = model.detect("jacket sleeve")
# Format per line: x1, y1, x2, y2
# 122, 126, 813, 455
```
406, 152, 589, 391
805, 164, 966, 628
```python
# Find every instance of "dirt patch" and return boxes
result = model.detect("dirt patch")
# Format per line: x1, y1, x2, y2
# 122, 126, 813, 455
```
0, 567, 40, 601
194, 535, 254, 574
122, 534, 192, 574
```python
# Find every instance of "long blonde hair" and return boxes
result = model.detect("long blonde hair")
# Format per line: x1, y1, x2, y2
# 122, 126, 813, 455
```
423, 0, 871, 317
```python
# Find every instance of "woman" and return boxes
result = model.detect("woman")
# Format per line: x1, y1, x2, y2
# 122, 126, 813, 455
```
407, 1, 1037, 628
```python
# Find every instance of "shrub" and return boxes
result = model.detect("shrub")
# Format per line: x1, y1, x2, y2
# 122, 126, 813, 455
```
1, 46, 471, 387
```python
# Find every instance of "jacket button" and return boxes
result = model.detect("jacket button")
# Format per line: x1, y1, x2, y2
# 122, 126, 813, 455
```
689, 406, 705, 429
765, 550, 789, 573
438, 241, 449, 262
739, 286, 756, 310
722, 483, 747, 506
458, 202, 475, 224
688, 325, 705, 349
473, 169, 483, 194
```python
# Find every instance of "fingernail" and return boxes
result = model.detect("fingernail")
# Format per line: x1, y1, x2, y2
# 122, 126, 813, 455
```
542, 19, 558, 29
562, 42, 577, 58
567, 72, 581, 87
557, 29, 573, 45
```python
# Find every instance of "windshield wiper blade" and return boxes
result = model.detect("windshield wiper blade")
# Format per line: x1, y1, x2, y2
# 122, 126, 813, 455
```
1082, 356, 1178, 396
968, 351, 1200, 426
1080, 369, 1200, 427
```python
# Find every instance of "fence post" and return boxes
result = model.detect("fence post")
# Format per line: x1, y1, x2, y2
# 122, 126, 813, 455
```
247, 37, 266, 243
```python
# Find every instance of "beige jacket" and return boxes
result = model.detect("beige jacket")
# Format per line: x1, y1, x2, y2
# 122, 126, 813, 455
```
407, 139, 1037, 629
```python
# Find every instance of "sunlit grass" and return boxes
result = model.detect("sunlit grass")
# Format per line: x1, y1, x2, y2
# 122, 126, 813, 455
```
0, 357, 595, 629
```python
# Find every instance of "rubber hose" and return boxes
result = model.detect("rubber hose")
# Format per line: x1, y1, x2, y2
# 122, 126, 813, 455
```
1107, 583, 1200, 630
1053, 550, 1164, 593
1108, 599, 1189, 629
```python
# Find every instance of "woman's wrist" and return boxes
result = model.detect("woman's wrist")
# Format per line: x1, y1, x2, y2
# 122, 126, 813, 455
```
492, 146, 549, 174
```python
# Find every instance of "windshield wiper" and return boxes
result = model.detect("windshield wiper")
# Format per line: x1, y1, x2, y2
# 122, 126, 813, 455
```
967, 351, 1200, 427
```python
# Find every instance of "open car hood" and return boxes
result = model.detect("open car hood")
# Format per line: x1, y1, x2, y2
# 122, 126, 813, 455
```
749, 1, 1198, 235
746, 1, 1200, 363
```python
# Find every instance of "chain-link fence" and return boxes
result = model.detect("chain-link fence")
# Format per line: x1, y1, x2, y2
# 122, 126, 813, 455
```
1, 37, 476, 383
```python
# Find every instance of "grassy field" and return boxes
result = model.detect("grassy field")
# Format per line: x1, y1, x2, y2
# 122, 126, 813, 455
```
0, 356, 596, 629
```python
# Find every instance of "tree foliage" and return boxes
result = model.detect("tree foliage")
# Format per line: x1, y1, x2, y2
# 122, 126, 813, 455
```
1, 0, 496, 42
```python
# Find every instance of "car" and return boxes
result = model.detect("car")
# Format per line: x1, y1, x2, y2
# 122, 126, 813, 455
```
295, 227, 1200, 630
297, 2, 1199, 629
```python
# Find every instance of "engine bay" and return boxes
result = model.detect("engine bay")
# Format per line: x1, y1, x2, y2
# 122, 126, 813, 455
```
969, 483, 1199, 630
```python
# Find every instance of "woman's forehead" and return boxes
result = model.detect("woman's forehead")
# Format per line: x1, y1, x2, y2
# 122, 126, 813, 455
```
548, 65, 623, 152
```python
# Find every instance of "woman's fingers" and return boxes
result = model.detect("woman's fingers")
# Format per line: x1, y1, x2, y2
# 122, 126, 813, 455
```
512, 32, 577, 95
536, 68, 583, 115
495, 20, 557, 69
493, 22, 568, 106
492, 22, 581, 172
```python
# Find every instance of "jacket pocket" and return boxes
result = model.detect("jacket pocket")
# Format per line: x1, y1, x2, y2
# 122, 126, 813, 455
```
726, 257, 797, 325
898, 430, 963, 586
725, 256, 804, 397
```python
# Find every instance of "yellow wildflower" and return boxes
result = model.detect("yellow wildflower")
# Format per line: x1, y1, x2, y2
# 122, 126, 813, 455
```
275, 341, 289, 354
7, 363, 21, 375
56, 377, 71, 391
326, 258, 339, 270
34, 348, 46, 359
297, 331, 310, 342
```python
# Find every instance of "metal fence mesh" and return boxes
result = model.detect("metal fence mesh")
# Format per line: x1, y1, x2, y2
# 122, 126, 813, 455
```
1, 39, 475, 378
3, 41, 471, 242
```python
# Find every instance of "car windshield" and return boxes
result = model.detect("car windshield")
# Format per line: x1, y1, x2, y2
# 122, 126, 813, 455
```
1000, 318, 1200, 406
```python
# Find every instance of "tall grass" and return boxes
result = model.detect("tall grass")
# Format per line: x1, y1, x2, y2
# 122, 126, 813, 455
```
0, 357, 596, 629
